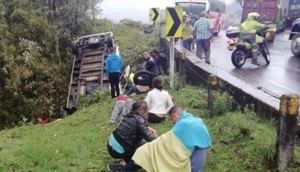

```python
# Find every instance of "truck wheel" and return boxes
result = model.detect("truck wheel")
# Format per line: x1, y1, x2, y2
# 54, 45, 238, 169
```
291, 34, 300, 57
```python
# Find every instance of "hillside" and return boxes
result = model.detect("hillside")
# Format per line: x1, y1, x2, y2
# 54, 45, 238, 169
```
1, 86, 299, 172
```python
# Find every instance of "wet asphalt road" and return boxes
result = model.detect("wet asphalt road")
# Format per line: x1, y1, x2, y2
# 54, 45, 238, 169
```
208, 31, 300, 98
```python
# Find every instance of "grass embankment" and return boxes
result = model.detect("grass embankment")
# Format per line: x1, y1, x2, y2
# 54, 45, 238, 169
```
0, 87, 299, 172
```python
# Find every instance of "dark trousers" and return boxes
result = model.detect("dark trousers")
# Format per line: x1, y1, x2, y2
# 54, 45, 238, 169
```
258, 42, 268, 59
107, 143, 140, 171
109, 72, 121, 98
148, 113, 165, 123
183, 38, 193, 51
196, 39, 211, 62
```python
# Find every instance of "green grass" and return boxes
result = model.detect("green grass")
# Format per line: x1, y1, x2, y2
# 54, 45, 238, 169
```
0, 86, 299, 172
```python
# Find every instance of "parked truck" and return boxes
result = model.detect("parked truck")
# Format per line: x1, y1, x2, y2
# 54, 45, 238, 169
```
241, 0, 282, 42
282, 0, 300, 27
242, 0, 300, 40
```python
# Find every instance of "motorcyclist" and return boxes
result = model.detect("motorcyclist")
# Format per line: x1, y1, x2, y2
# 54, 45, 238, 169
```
240, 12, 268, 66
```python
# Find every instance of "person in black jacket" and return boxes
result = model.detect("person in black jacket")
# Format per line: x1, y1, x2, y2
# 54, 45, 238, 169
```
107, 100, 157, 172
143, 51, 158, 75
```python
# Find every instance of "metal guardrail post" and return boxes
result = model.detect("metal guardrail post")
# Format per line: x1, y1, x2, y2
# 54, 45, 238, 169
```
278, 95, 299, 171
207, 74, 219, 115
179, 52, 186, 88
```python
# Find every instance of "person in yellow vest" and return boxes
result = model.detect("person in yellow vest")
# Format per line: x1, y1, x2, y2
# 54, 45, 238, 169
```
182, 14, 193, 51
240, 12, 267, 66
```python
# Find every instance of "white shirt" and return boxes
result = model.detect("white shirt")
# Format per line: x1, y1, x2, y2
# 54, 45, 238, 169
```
144, 88, 174, 117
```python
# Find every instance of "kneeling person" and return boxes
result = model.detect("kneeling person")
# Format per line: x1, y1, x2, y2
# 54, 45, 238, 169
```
145, 78, 174, 123
107, 100, 157, 172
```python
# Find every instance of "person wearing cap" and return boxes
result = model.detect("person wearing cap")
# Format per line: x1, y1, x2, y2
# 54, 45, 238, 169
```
193, 11, 214, 64
108, 95, 135, 124
182, 14, 193, 51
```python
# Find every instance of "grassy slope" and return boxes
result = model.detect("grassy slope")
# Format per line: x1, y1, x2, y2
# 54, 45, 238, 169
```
0, 87, 299, 172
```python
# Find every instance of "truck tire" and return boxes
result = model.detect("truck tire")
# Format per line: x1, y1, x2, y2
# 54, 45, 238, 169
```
291, 34, 300, 57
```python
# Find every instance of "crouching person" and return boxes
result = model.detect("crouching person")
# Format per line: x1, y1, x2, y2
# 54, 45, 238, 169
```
107, 100, 157, 172
132, 106, 212, 172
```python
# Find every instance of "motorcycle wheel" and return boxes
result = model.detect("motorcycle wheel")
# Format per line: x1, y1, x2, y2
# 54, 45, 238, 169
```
231, 49, 247, 68
291, 34, 300, 57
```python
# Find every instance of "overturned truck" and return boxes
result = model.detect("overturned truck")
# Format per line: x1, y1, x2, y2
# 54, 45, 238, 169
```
66, 32, 114, 112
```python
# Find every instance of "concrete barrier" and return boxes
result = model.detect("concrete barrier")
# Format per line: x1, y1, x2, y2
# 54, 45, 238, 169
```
174, 44, 282, 120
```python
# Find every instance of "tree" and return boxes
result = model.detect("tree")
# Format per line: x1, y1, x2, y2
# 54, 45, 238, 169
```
0, 0, 104, 128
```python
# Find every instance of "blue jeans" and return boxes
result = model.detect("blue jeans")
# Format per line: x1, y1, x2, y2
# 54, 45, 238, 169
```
190, 148, 208, 172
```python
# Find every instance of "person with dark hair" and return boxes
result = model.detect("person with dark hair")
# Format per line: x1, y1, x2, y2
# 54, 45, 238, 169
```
144, 78, 173, 123
107, 100, 157, 172
143, 51, 158, 75
105, 46, 123, 98
150, 50, 162, 74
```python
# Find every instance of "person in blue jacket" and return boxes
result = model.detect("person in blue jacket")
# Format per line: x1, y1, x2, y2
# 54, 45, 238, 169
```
105, 47, 123, 98
168, 106, 212, 172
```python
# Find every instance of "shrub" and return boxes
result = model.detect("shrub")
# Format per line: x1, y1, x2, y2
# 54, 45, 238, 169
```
211, 91, 233, 116
78, 91, 110, 109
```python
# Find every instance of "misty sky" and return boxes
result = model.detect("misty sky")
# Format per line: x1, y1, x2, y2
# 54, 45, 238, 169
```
101, 0, 235, 23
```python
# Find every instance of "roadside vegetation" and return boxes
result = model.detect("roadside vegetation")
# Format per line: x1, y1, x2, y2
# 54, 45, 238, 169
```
0, 0, 156, 129
1, 86, 299, 171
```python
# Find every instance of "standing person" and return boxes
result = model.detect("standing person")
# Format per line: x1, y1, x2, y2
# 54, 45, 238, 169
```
193, 11, 214, 64
182, 14, 193, 51
107, 100, 157, 172
144, 78, 174, 123
143, 51, 158, 75
105, 47, 123, 98
132, 106, 212, 172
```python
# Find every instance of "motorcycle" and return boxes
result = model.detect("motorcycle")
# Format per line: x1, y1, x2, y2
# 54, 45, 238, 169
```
226, 27, 271, 68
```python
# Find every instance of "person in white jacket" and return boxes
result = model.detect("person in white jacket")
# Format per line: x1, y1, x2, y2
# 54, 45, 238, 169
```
145, 78, 174, 123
